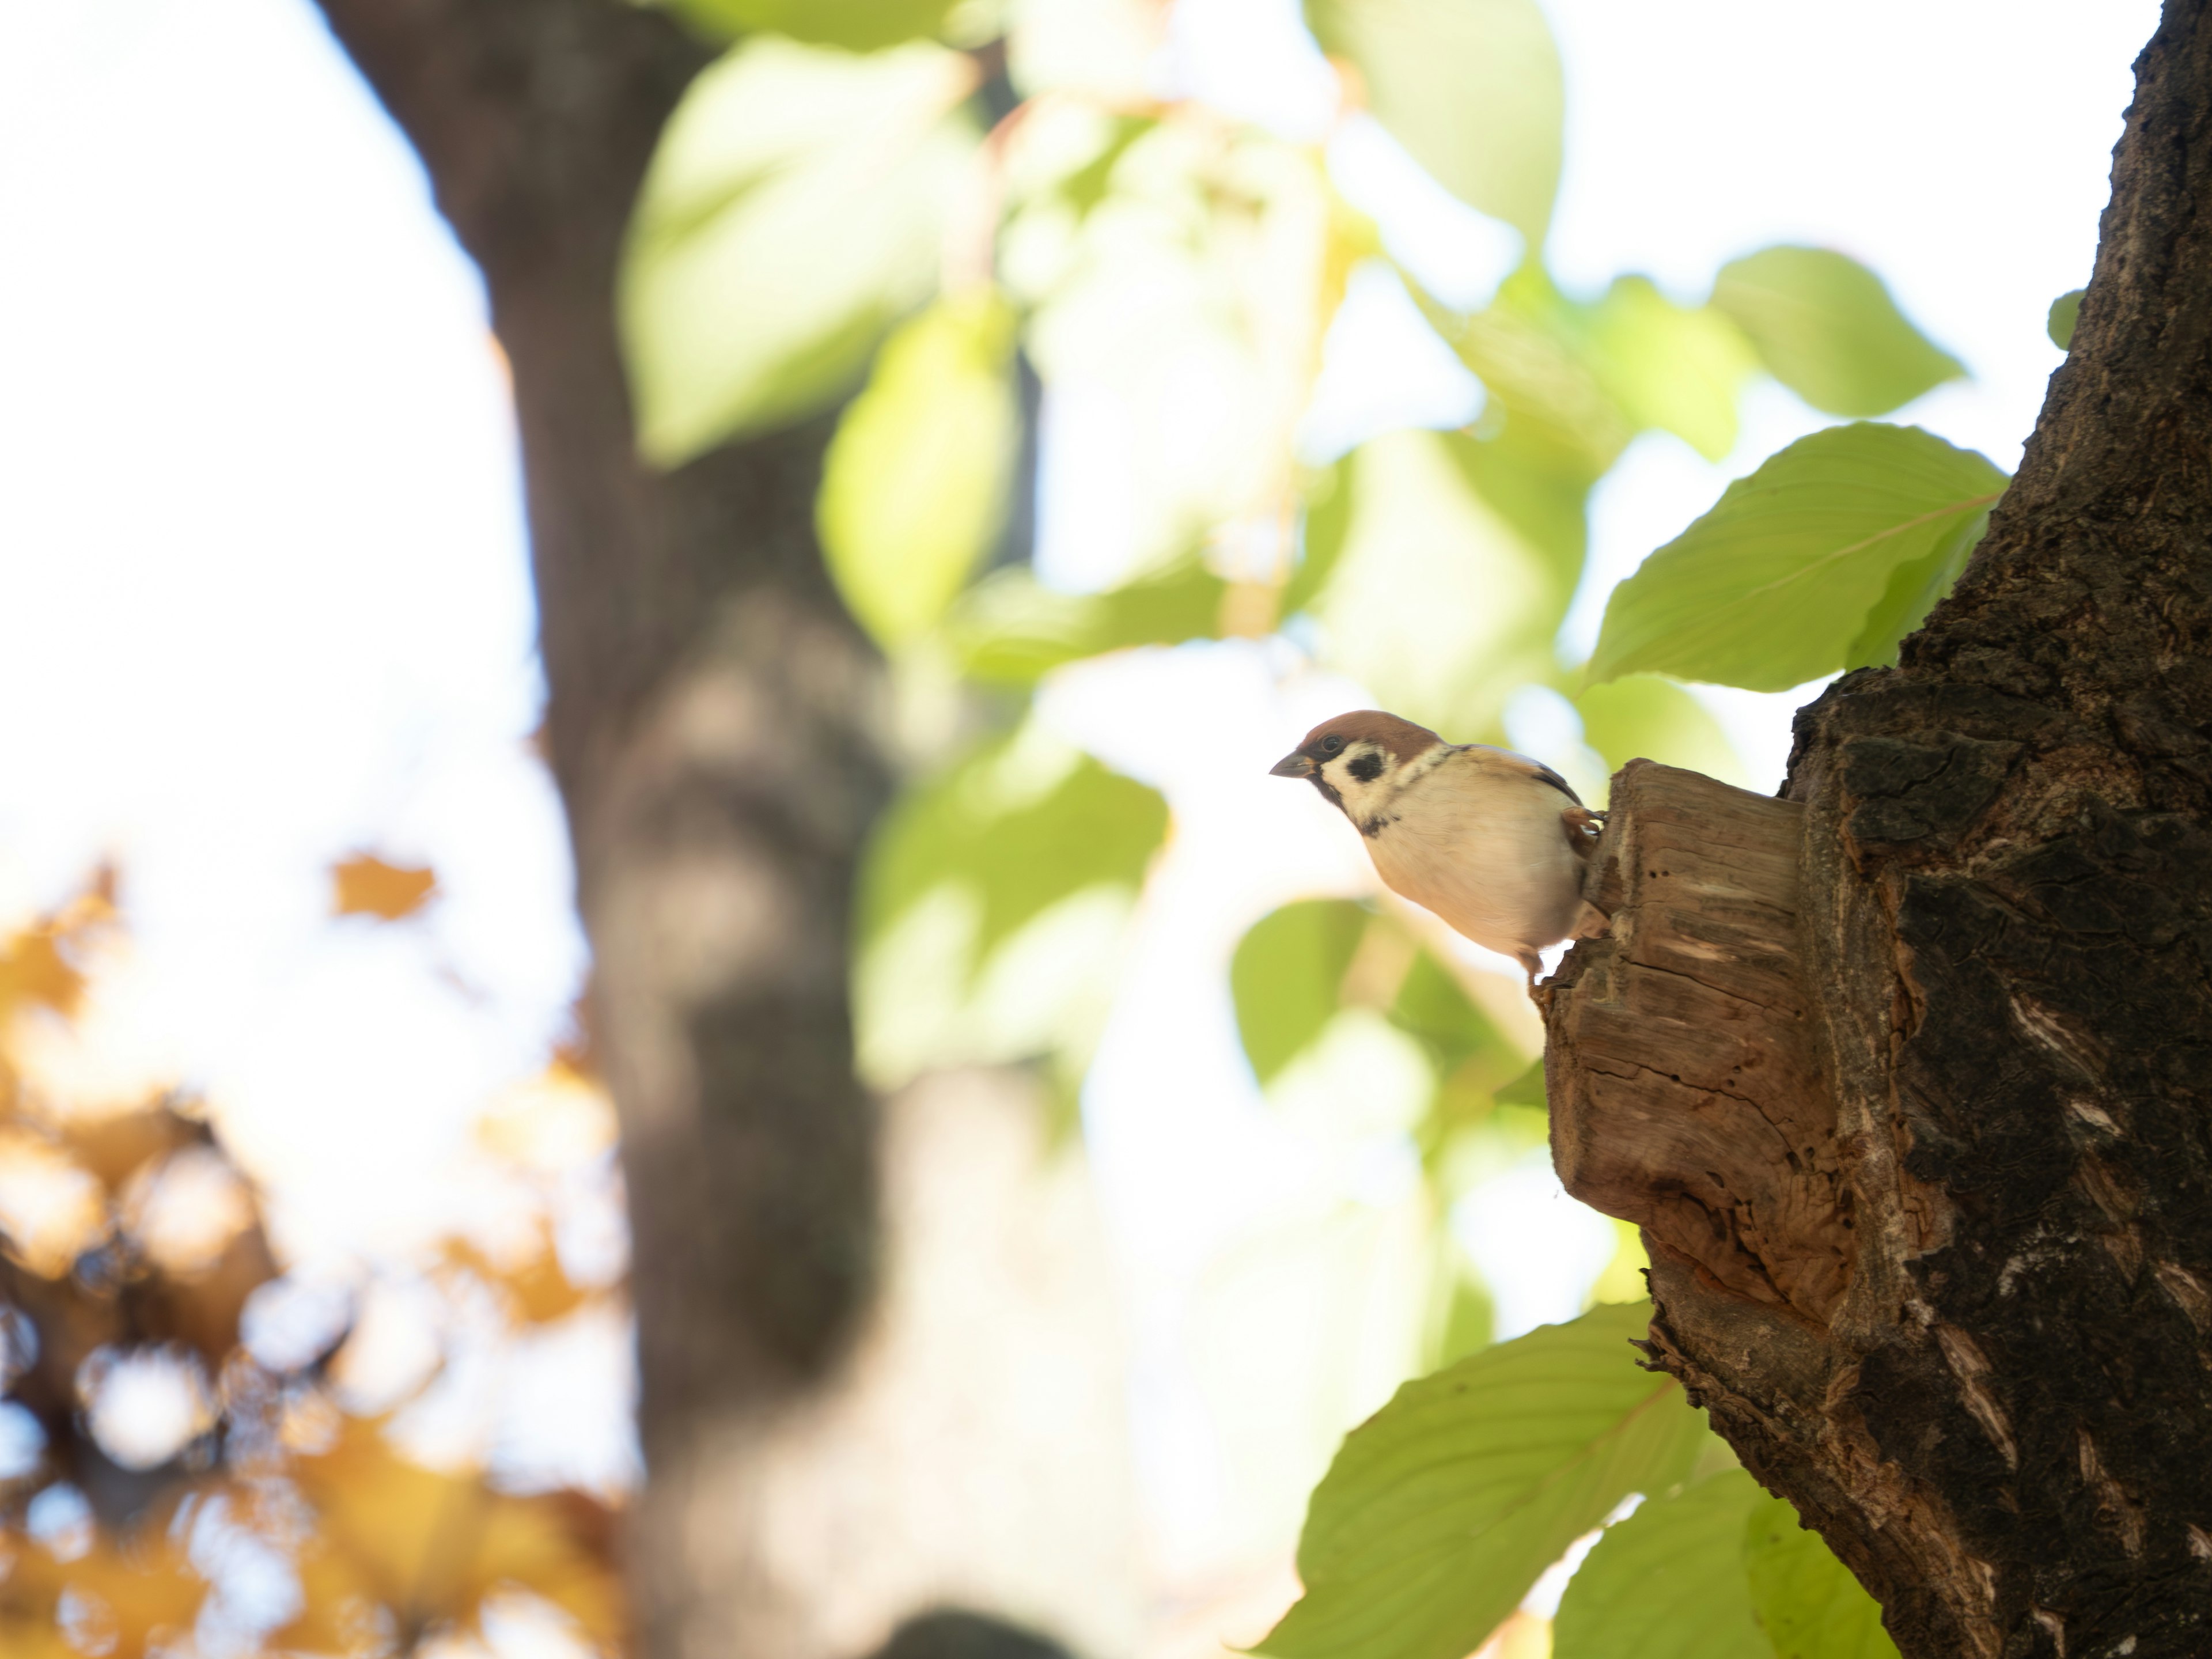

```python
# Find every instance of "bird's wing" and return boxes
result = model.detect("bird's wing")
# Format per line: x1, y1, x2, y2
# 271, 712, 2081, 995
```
1464, 744, 1583, 804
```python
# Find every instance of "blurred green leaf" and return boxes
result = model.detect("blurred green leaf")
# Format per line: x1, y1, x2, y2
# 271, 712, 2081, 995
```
861, 727, 1166, 957
2047, 287, 2084, 350
1582, 276, 1757, 463
1554, 1469, 1770, 1659
1261, 1301, 1706, 1659
1306, 0, 1563, 244
1232, 900, 1369, 1085
1313, 428, 1564, 737
1286, 459, 1357, 618
1744, 1489, 1901, 1659
948, 558, 1229, 683
664, 0, 959, 49
820, 291, 1018, 650
1389, 951, 1505, 1078
1711, 246, 1964, 418
620, 39, 978, 464
1055, 113, 1156, 221
1492, 1057, 1544, 1108
855, 727, 1167, 1086
1444, 408, 1590, 590
1427, 274, 1630, 486
1587, 423, 2007, 692
1573, 675, 1740, 790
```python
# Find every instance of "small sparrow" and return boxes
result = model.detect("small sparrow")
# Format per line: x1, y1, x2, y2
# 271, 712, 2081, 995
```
1270, 710, 1603, 984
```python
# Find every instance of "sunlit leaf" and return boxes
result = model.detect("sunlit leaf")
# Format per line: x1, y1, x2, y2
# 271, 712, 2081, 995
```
0, 878, 113, 1021
1711, 246, 1964, 418
1007, 0, 1166, 101
1843, 501, 1990, 671
442, 1229, 591, 1326
860, 729, 1165, 956
331, 854, 437, 921
948, 558, 1229, 683
1014, 123, 1340, 571
2, 1520, 209, 1658
1307, 0, 1563, 244
1424, 271, 1628, 494
1581, 276, 1756, 463
1573, 675, 1741, 791
664, 0, 959, 51
854, 726, 1167, 1086
1553, 1468, 1769, 1659
2047, 287, 2084, 350
1232, 901, 1368, 1085
819, 290, 1019, 650
620, 39, 979, 464
1312, 428, 1563, 737
1744, 1488, 1900, 1659
1285, 457, 1355, 618
1587, 423, 2007, 692
1261, 1301, 1706, 1659
285, 1418, 623, 1650
1054, 113, 1156, 221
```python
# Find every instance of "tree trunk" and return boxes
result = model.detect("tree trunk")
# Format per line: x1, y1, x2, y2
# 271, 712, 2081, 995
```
305, 4, 1137, 1656
1546, 4, 2212, 1655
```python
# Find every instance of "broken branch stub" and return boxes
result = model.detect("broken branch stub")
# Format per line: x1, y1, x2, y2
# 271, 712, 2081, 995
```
1543, 760, 1851, 1323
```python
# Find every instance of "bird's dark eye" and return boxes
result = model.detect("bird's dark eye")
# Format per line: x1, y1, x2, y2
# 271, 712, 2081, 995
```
1321, 735, 1344, 755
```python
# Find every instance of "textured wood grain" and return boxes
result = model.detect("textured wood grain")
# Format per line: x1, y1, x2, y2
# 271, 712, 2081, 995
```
1544, 762, 1849, 1324
1545, 6, 2212, 1655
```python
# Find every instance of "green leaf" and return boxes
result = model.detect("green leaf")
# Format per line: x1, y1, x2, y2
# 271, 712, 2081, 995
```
1744, 1489, 1900, 1659
1389, 951, 1506, 1078
1261, 1301, 1705, 1659
1232, 901, 1369, 1085
854, 726, 1168, 1087
2048, 287, 2084, 350
1587, 423, 2008, 692
948, 558, 1229, 684
665, 0, 959, 50
1422, 267, 1630, 495
860, 728, 1166, 956
1286, 459, 1356, 618
1306, 0, 1563, 244
1842, 503, 1990, 671
1313, 429, 1565, 737
1573, 675, 1741, 791
1582, 276, 1757, 463
1492, 1058, 1544, 1108
620, 39, 978, 464
1554, 1469, 1770, 1659
1711, 246, 1964, 418
819, 291, 1018, 650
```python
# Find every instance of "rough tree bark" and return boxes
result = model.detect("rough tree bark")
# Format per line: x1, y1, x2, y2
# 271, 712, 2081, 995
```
1546, 5, 2212, 1656
305, 4, 1137, 1657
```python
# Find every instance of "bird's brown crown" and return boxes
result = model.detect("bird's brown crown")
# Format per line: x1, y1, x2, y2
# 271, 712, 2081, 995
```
1294, 710, 1441, 766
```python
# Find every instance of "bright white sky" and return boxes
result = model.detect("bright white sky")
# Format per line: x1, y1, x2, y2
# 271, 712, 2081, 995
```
0, 0, 2161, 1612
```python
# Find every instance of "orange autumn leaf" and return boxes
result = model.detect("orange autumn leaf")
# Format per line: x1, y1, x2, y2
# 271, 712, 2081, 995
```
439, 1229, 590, 1326
1, 1520, 210, 1658
279, 1418, 623, 1653
0, 875, 113, 1024
331, 856, 437, 922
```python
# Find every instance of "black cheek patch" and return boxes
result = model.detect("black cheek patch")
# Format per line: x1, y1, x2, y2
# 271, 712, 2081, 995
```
1347, 752, 1384, 782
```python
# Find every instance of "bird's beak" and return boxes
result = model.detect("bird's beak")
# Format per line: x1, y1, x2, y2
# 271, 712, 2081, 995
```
1269, 752, 1315, 778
